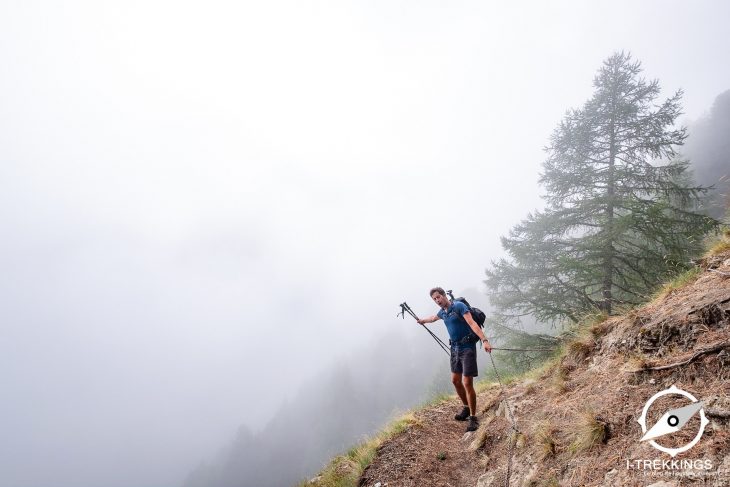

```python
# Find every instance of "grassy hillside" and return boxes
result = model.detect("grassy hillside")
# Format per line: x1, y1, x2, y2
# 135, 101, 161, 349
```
302, 231, 730, 487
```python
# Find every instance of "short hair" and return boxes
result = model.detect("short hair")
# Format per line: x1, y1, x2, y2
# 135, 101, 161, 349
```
429, 287, 446, 297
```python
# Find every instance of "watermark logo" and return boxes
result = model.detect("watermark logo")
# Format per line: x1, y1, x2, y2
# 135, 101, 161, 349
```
637, 385, 709, 457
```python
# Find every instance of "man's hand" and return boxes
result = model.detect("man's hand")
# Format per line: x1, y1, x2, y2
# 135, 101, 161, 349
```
417, 319, 426, 325
482, 340, 492, 353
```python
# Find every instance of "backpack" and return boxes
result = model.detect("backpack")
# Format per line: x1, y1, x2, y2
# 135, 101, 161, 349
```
453, 297, 486, 328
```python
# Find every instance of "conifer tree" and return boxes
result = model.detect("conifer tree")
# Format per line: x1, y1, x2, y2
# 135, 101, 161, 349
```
486, 52, 718, 325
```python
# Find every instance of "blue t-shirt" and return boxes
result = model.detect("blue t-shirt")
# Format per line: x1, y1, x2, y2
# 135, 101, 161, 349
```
437, 301, 476, 347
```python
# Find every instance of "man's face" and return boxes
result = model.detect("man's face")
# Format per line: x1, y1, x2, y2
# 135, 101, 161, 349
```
431, 292, 448, 308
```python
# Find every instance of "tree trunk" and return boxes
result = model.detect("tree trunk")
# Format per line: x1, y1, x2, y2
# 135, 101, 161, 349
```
602, 81, 618, 315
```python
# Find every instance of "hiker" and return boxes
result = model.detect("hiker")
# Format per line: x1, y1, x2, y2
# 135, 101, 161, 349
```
417, 287, 492, 432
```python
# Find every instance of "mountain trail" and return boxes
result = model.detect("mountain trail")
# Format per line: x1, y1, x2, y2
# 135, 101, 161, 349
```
359, 251, 730, 487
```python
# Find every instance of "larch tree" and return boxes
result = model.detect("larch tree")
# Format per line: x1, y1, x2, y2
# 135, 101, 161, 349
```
485, 52, 718, 327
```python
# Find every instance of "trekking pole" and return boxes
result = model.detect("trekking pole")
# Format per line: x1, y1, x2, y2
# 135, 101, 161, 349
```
398, 302, 450, 355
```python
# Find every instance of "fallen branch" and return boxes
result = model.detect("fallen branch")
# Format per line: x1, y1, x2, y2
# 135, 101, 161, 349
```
645, 342, 729, 371
706, 408, 730, 419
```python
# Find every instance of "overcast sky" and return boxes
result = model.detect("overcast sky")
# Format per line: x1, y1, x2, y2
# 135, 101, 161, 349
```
1, 1, 729, 487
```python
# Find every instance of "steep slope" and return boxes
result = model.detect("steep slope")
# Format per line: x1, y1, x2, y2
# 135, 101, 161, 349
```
351, 250, 730, 487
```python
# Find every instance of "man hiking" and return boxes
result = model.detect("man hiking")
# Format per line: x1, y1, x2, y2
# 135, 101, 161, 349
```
417, 287, 492, 432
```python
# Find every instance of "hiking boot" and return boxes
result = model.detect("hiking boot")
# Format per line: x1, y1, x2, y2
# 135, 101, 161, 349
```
454, 405, 470, 421
466, 415, 479, 432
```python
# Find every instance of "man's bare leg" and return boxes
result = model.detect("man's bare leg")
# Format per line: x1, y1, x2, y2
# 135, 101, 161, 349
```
462, 375, 477, 416
451, 372, 468, 406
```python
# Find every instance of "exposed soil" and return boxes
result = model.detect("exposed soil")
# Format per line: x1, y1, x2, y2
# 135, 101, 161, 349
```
359, 251, 730, 487
359, 394, 498, 487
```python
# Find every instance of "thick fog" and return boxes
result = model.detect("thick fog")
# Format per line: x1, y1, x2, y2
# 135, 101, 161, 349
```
1, 2, 729, 487
683, 89, 730, 218
183, 328, 451, 487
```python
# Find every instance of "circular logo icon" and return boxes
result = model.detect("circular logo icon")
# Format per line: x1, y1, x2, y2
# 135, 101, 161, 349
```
637, 385, 708, 457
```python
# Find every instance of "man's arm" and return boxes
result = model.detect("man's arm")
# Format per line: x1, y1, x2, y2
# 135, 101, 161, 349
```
417, 315, 440, 325
463, 311, 493, 353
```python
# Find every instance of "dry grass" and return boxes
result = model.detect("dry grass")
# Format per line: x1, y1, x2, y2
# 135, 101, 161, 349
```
569, 409, 609, 454
583, 310, 609, 327
651, 267, 703, 301
475, 380, 500, 394
567, 335, 596, 362
550, 363, 570, 393
534, 420, 558, 459
523, 378, 538, 394
559, 314, 606, 365
621, 355, 647, 373
523, 474, 539, 487
422, 391, 454, 408
523, 351, 565, 382
588, 314, 613, 338
515, 431, 527, 449
704, 227, 730, 257
707, 239, 730, 256
302, 413, 421, 487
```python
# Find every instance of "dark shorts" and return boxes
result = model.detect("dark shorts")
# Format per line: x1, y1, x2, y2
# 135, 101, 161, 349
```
450, 345, 478, 377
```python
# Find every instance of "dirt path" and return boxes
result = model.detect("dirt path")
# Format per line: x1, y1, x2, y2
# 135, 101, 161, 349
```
360, 391, 506, 487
